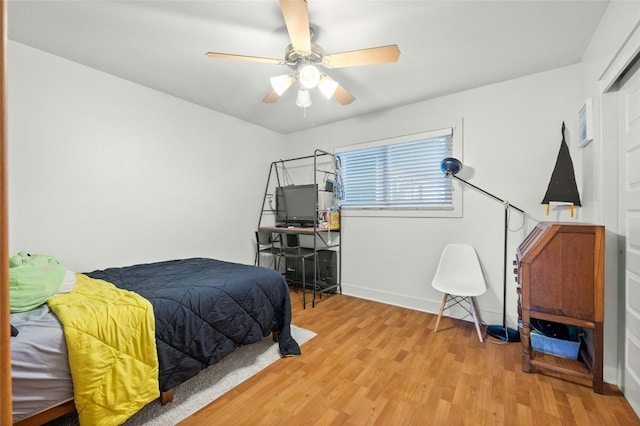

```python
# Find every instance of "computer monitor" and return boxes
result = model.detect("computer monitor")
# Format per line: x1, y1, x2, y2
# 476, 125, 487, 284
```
276, 184, 318, 226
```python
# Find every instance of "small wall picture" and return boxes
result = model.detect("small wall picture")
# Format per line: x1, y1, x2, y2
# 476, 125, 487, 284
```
578, 98, 593, 147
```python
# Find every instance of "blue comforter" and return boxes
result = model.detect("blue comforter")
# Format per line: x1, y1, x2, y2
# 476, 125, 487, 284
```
86, 257, 300, 392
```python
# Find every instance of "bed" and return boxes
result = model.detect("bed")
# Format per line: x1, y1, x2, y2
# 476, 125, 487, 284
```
11, 257, 300, 425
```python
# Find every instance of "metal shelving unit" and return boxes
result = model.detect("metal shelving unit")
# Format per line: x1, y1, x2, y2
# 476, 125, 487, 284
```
257, 149, 341, 307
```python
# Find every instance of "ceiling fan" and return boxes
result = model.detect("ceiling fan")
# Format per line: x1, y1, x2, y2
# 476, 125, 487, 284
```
205, 0, 400, 107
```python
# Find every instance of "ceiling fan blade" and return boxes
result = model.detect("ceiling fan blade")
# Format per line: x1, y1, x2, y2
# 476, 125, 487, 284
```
279, 0, 311, 54
262, 90, 281, 103
322, 44, 401, 68
205, 52, 284, 65
333, 84, 355, 105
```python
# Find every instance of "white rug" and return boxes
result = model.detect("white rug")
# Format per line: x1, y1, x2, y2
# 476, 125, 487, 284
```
48, 325, 316, 426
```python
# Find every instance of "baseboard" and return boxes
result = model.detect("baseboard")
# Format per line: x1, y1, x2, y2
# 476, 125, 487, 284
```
341, 282, 507, 327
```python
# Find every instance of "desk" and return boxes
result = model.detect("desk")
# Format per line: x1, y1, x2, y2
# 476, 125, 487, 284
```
259, 225, 338, 234
258, 226, 341, 308
259, 226, 318, 234
516, 222, 604, 393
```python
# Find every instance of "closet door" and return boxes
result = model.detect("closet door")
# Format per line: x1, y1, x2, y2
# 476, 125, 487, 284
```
618, 56, 640, 417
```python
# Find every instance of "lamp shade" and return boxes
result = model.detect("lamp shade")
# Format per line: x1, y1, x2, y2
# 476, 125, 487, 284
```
295, 88, 312, 108
440, 157, 463, 177
318, 74, 339, 99
270, 74, 294, 96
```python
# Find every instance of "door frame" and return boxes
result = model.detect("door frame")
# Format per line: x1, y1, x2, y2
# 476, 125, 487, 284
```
600, 19, 640, 415
1, 0, 12, 423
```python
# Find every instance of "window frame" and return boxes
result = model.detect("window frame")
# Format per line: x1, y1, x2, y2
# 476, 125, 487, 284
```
335, 119, 463, 218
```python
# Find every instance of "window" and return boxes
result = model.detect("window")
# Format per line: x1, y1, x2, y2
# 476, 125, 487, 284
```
336, 124, 461, 218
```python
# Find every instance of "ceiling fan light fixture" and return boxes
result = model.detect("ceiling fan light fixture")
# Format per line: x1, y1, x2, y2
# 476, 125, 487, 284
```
270, 74, 294, 96
299, 64, 320, 89
207, 1, 394, 108
295, 88, 312, 108
318, 74, 339, 99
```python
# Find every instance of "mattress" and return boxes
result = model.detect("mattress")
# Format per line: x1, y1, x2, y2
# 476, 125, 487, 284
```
10, 305, 73, 423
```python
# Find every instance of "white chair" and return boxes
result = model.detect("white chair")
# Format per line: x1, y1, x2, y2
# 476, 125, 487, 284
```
431, 243, 487, 342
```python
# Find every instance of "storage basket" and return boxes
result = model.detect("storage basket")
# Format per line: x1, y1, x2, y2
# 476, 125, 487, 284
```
530, 331, 580, 360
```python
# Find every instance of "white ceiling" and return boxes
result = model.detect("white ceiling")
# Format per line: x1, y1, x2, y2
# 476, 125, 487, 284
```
7, 0, 609, 134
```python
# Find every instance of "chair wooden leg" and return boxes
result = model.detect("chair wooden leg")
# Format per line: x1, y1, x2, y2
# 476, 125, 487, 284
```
468, 296, 484, 343
434, 293, 448, 333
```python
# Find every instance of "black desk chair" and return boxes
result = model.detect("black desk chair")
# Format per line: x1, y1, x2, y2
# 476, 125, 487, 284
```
279, 233, 317, 309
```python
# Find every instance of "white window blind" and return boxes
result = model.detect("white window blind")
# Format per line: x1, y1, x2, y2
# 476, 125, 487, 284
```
336, 128, 454, 209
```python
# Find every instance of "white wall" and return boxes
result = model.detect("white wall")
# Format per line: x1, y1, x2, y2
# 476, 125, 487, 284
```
7, 41, 285, 272
285, 65, 584, 332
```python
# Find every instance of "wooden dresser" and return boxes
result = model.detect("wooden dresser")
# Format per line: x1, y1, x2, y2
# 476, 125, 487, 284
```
515, 222, 604, 393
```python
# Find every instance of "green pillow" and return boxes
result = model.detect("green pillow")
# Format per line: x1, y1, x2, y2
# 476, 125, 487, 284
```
9, 252, 66, 312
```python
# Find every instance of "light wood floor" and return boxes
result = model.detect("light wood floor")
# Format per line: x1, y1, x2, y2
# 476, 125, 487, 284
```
179, 289, 640, 425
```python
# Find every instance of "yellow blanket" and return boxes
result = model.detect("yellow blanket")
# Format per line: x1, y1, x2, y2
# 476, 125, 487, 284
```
48, 274, 159, 425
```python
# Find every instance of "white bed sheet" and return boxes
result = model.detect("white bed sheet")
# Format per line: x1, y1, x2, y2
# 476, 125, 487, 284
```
11, 304, 74, 422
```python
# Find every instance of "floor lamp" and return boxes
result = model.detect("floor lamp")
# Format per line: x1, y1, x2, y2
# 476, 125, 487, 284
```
440, 157, 524, 342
